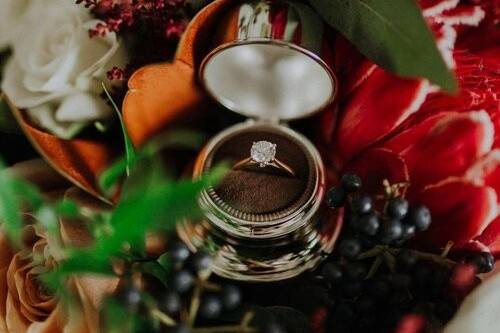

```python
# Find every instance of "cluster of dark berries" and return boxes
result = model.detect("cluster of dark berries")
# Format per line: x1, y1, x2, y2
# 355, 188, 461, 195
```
327, 173, 431, 252
115, 242, 243, 333
317, 173, 495, 333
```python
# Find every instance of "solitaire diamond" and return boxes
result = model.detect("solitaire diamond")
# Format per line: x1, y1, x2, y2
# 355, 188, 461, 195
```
251, 141, 276, 167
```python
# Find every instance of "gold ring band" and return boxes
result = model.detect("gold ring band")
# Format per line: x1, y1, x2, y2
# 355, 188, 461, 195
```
232, 141, 296, 177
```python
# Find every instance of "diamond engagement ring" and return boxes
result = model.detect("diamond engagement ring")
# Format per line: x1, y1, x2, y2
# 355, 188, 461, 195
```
233, 141, 296, 177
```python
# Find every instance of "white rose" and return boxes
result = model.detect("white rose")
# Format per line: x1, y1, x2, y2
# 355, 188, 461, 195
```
0, 0, 31, 50
1, 0, 128, 139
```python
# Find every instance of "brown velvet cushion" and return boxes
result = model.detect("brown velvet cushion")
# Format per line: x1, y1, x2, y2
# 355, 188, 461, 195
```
204, 125, 315, 218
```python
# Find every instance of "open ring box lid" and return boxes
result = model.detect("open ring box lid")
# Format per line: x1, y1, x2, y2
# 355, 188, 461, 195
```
199, 0, 337, 121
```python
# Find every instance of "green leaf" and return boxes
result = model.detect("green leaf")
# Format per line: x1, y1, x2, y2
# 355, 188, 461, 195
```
98, 158, 128, 194
50, 166, 226, 280
55, 199, 79, 218
157, 253, 172, 273
137, 261, 169, 286
9, 179, 43, 210
102, 299, 149, 333
0, 160, 22, 244
308, 0, 458, 93
145, 129, 207, 155
102, 83, 137, 176
51, 251, 114, 277
98, 129, 206, 193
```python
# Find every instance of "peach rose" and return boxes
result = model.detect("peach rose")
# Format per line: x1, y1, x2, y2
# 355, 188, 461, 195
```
0, 160, 118, 333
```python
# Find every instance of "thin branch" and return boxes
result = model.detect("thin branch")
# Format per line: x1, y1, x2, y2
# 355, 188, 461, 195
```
151, 308, 176, 327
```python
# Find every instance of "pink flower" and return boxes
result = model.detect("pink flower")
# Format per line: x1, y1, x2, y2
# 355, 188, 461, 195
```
321, 0, 500, 254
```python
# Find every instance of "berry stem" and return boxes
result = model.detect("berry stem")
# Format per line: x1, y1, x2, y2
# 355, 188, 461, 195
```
201, 280, 222, 292
150, 308, 176, 327
241, 312, 255, 327
192, 312, 256, 333
382, 251, 397, 272
357, 246, 385, 260
440, 241, 454, 258
188, 284, 202, 325
366, 255, 383, 279
387, 248, 455, 268
359, 245, 456, 272
192, 326, 256, 333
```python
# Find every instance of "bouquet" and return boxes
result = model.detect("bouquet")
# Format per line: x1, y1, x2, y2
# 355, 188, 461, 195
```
0, 0, 498, 333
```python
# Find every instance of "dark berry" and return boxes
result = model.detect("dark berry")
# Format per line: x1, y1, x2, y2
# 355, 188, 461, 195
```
117, 286, 142, 308
341, 173, 362, 193
338, 238, 362, 259
357, 214, 380, 236
326, 187, 346, 208
401, 223, 416, 240
334, 302, 356, 321
170, 324, 190, 333
389, 291, 412, 307
345, 262, 367, 281
436, 301, 456, 321
190, 251, 212, 273
322, 262, 343, 283
387, 197, 409, 219
431, 267, 451, 293
397, 250, 418, 270
356, 295, 376, 313
169, 242, 191, 263
368, 280, 391, 299
171, 270, 194, 293
199, 295, 223, 319
388, 274, 412, 290
414, 265, 433, 288
468, 252, 495, 273
351, 195, 373, 214
379, 219, 403, 243
343, 281, 363, 298
261, 322, 287, 333
408, 205, 432, 231
222, 285, 241, 310
357, 316, 376, 330
161, 291, 181, 314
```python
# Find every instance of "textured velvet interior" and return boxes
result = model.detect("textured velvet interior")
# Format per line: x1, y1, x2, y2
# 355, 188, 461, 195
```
207, 126, 313, 215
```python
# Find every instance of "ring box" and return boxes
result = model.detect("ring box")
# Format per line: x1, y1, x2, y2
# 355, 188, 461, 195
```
177, 0, 342, 281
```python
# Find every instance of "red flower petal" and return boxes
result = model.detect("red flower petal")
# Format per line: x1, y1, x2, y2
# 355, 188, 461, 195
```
420, 0, 459, 17
344, 60, 377, 97
458, 20, 500, 53
333, 69, 429, 166
432, 22, 457, 68
333, 36, 377, 97
466, 150, 500, 199
383, 111, 457, 153
458, 240, 491, 254
475, 215, 500, 256
435, 5, 485, 26
343, 148, 409, 197
411, 179, 497, 249
419, 51, 500, 117
385, 111, 494, 192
